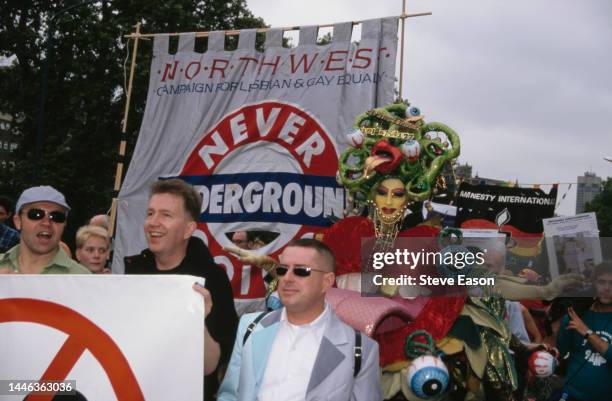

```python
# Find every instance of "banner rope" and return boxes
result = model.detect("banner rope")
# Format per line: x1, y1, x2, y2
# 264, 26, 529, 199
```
122, 36, 131, 105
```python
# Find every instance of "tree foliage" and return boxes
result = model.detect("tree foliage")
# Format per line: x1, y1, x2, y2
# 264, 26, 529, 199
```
585, 177, 612, 239
0, 0, 266, 247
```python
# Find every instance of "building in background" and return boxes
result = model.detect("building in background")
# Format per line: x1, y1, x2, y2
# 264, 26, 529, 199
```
453, 162, 512, 187
576, 171, 602, 214
454, 162, 473, 181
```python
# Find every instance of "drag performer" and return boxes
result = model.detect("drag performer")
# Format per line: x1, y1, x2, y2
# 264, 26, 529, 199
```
228, 102, 583, 401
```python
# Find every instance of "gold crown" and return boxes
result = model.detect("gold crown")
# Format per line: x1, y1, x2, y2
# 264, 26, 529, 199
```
361, 127, 415, 140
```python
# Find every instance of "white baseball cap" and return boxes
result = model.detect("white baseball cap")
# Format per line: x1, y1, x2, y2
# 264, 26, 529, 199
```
15, 186, 71, 212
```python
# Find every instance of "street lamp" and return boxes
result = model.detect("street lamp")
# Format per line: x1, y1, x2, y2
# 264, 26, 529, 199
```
605, 157, 612, 163
33, 0, 99, 183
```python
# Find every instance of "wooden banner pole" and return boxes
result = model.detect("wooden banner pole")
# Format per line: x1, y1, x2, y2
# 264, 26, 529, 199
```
399, 0, 407, 99
109, 22, 141, 238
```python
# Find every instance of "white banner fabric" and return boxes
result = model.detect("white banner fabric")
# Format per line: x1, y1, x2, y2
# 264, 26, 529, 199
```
0, 275, 204, 401
113, 19, 398, 310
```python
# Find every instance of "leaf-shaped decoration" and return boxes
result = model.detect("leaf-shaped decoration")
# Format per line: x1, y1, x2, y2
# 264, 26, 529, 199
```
495, 207, 511, 228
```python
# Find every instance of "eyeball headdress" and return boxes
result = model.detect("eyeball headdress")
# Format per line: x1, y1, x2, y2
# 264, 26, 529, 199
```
338, 102, 461, 210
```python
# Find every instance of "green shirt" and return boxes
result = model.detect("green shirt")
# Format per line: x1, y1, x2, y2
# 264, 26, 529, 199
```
0, 244, 91, 274
558, 310, 612, 401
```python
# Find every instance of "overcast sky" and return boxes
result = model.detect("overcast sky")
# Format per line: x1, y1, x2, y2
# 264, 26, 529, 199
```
247, 0, 612, 216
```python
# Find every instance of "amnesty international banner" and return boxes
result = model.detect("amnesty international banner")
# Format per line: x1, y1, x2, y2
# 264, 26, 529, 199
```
455, 182, 558, 274
113, 19, 398, 312
0, 275, 204, 400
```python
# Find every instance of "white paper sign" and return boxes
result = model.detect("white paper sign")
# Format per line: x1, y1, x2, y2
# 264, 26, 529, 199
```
543, 212, 602, 278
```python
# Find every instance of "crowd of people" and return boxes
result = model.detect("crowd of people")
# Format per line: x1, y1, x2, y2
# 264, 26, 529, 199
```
1, 179, 611, 401
1, 105, 610, 401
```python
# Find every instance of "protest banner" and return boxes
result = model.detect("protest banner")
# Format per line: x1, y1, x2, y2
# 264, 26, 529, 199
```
113, 19, 398, 312
455, 182, 558, 275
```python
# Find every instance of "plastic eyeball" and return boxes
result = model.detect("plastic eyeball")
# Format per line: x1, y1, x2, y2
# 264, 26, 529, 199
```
346, 128, 365, 148
409, 107, 421, 117
401, 140, 421, 162
528, 351, 557, 378
407, 355, 449, 399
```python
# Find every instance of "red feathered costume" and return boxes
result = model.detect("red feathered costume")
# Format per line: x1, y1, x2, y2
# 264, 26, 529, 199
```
323, 216, 465, 366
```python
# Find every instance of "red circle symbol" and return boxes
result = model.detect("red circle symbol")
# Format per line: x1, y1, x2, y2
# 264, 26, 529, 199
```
179, 101, 340, 300
0, 298, 145, 401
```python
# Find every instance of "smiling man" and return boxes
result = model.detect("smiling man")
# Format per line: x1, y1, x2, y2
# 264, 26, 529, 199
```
0, 186, 89, 274
124, 179, 238, 401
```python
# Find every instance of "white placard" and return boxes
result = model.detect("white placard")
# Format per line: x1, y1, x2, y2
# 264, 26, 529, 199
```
0, 275, 204, 401
543, 212, 602, 278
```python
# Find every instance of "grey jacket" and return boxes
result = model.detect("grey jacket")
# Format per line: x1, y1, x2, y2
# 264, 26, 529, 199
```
218, 308, 382, 401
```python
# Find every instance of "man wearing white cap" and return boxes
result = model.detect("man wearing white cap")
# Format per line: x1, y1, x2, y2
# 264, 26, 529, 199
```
0, 186, 89, 274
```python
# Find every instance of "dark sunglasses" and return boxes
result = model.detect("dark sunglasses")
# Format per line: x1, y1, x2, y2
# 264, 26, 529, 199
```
25, 208, 67, 223
275, 265, 328, 278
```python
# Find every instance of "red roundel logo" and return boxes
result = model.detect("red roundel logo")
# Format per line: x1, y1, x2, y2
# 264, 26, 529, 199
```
179, 101, 344, 302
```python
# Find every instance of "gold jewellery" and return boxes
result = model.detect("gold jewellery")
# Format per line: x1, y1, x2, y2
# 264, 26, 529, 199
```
368, 200, 409, 248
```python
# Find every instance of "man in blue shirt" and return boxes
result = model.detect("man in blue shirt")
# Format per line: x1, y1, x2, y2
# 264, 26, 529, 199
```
0, 196, 19, 252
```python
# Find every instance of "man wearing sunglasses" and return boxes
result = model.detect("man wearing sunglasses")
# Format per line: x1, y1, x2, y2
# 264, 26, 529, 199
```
218, 238, 381, 401
0, 186, 89, 274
